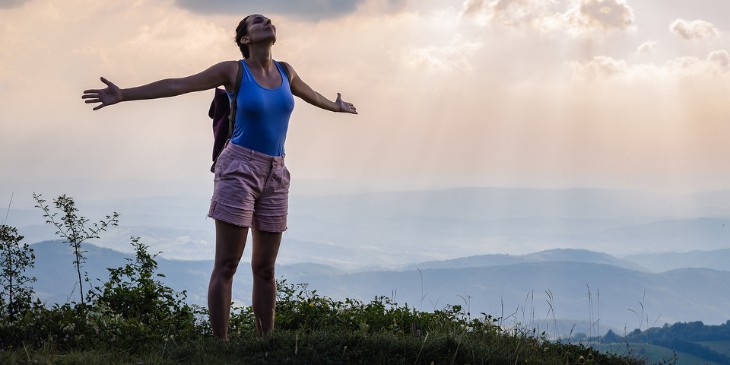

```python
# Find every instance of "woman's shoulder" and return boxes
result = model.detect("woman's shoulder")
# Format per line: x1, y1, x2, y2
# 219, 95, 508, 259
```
207, 60, 244, 93
207, 60, 243, 77
275, 60, 296, 82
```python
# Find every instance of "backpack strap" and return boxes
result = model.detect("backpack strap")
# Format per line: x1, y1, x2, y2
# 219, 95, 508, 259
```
278, 60, 292, 84
227, 60, 244, 140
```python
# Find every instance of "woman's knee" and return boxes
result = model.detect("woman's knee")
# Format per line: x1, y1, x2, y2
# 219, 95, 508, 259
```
214, 259, 241, 279
252, 262, 275, 281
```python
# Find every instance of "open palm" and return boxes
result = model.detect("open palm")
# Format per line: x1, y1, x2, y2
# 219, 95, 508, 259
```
82, 77, 122, 110
335, 93, 357, 114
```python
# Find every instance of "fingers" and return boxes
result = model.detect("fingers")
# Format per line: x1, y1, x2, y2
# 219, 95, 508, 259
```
335, 92, 358, 114
82, 77, 117, 110
82, 77, 113, 96
84, 97, 105, 111
345, 102, 357, 114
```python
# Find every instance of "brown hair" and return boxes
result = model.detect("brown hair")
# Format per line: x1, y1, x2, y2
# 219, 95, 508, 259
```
234, 16, 252, 58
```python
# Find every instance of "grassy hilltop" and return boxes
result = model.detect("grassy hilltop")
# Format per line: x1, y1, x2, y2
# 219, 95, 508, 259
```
1, 277, 648, 365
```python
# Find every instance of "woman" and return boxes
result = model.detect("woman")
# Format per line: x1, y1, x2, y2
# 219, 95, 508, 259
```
82, 14, 357, 340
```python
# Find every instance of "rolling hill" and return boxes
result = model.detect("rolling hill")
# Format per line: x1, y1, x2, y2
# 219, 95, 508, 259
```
28, 240, 730, 334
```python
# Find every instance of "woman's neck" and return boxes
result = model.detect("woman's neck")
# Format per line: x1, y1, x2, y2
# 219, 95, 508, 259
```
246, 45, 273, 69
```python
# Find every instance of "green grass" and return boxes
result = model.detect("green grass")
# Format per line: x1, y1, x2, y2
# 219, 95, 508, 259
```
1, 277, 647, 364
3, 329, 645, 365
1, 277, 651, 365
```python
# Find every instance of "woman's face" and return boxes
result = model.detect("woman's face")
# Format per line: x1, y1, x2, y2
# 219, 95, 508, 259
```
243, 14, 276, 45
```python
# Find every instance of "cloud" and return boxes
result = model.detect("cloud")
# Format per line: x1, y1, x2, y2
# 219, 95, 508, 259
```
571, 0, 634, 30
662, 51, 730, 76
573, 50, 730, 80
400, 37, 483, 72
707, 50, 730, 71
670, 19, 719, 40
571, 55, 627, 79
462, 0, 485, 16
464, 0, 634, 34
0, 0, 31, 9
485, 0, 560, 29
172, 0, 406, 21
636, 40, 657, 55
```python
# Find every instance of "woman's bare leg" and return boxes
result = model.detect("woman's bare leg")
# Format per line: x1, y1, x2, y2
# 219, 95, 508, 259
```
251, 228, 282, 335
208, 220, 248, 340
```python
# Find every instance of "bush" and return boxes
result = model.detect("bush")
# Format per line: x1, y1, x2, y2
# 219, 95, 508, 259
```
0, 224, 36, 322
88, 237, 204, 350
33, 193, 119, 305
273, 279, 500, 336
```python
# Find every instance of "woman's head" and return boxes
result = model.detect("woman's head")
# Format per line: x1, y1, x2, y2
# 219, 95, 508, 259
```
235, 14, 276, 58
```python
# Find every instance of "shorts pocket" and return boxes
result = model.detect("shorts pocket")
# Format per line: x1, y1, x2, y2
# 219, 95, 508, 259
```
221, 158, 254, 179
270, 165, 291, 193
214, 154, 235, 178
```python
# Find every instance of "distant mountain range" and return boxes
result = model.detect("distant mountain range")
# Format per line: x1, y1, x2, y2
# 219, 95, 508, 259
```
8, 187, 730, 269
28, 240, 730, 335
626, 249, 730, 272
405, 248, 644, 271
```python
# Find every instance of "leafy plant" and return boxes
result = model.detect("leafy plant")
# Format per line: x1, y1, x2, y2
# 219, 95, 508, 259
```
0, 224, 36, 321
33, 193, 119, 305
89, 237, 202, 348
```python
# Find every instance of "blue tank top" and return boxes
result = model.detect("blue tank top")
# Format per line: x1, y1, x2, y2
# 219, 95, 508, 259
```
230, 60, 295, 156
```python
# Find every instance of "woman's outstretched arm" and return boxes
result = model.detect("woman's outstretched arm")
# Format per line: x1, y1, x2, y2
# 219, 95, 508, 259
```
82, 61, 238, 111
280, 62, 357, 114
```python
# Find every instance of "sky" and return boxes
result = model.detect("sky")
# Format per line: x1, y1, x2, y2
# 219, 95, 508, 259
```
1, 0, 730, 202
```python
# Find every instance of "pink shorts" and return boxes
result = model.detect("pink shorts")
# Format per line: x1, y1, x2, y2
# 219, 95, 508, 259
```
208, 143, 290, 232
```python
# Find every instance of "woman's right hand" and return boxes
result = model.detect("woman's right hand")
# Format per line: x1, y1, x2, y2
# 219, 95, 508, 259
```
82, 77, 122, 110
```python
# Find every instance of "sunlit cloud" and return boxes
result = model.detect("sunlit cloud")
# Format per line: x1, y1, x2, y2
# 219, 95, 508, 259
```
571, 55, 627, 80
461, 0, 485, 16
462, 0, 634, 35
664, 51, 730, 77
485, 0, 563, 30
636, 40, 657, 55
568, 0, 634, 30
399, 36, 484, 72
670, 19, 719, 40
708, 50, 730, 70
572, 50, 730, 80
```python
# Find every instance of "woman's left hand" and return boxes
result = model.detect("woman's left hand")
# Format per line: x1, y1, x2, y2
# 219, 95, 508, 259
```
335, 93, 357, 114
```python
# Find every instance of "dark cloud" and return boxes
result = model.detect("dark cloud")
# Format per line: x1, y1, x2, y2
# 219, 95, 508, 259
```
0, 0, 32, 9
173, 0, 382, 21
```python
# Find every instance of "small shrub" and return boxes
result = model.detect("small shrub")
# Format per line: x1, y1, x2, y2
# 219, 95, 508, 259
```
34, 193, 119, 305
88, 237, 203, 350
0, 224, 36, 322
236, 279, 503, 338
